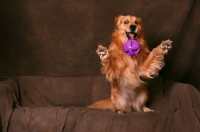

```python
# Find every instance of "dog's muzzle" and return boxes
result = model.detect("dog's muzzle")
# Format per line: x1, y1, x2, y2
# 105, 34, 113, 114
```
126, 25, 137, 40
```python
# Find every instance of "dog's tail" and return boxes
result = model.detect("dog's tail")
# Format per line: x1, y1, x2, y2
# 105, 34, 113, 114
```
87, 98, 114, 111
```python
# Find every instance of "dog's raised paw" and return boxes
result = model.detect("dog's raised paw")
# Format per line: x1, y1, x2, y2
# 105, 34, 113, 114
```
96, 45, 110, 60
160, 39, 172, 54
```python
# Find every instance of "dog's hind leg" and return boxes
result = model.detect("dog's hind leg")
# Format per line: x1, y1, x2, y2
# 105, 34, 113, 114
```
110, 80, 132, 114
132, 85, 153, 112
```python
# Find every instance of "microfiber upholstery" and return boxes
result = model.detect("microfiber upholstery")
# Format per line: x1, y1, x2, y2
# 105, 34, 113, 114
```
18, 76, 110, 108
0, 76, 199, 132
0, 79, 19, 132
9, 107, 163, 132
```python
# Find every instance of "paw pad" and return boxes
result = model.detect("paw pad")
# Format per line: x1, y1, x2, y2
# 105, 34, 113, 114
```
96, 45, 109, 60
161, 39, 172, 54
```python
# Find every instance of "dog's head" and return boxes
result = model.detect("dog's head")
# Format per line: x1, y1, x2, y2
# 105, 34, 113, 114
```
115, 15, 143, 40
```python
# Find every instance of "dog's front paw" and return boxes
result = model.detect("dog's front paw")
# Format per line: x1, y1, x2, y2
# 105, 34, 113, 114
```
149, 71, 159, 78
160, 39, 172, 54
96, 45, 110, 60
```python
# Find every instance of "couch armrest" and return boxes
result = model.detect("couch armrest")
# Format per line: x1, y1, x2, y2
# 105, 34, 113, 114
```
0, 78, 19, 132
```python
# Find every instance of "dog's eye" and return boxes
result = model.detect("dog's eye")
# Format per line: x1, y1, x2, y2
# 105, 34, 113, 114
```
135, 21, 139, 25
124, 20, 129, 24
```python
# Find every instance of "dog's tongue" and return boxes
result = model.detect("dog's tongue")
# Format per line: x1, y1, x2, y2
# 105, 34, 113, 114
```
129, 33, 134, 39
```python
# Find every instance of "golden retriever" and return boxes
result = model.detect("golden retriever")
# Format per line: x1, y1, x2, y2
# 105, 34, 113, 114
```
88, 15, 172, 114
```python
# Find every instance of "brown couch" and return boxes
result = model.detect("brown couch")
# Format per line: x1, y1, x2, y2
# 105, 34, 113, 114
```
0, 76, 200, 132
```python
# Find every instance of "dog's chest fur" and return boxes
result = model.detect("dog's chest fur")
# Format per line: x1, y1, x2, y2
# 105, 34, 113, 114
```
116, 53, 142, 89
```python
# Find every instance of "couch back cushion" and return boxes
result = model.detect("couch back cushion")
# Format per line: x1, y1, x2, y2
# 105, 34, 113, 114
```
18, 76, 110, 108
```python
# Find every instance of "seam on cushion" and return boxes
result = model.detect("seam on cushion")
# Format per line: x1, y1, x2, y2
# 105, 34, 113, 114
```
150, 111, 161, 132
62, 108, 72, 132
74, 110, 87, 132
193, 109, 200, 122
4, 80, 20, 105
187, 84, 200, 122
91, 76, 94, 104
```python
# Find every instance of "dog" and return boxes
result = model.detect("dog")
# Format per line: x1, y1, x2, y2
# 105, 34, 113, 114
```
88, 15, 172, 114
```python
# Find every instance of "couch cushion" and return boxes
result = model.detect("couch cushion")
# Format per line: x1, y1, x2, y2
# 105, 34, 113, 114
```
18, 76, 110, 107
8, 106, 167, 132
9, 77, 200, 132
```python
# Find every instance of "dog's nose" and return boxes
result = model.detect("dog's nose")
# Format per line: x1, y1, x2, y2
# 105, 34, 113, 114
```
130, 25, 136, 32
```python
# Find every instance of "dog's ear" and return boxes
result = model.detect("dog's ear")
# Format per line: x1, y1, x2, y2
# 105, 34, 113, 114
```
115, 15, 123, 26
136, 18, 143, 27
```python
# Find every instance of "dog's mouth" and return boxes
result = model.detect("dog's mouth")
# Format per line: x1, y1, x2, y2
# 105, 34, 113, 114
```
126, 32, 137, 40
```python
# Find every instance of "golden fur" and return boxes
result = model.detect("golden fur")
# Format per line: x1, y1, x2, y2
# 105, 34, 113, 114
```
88, 15, 172, 114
